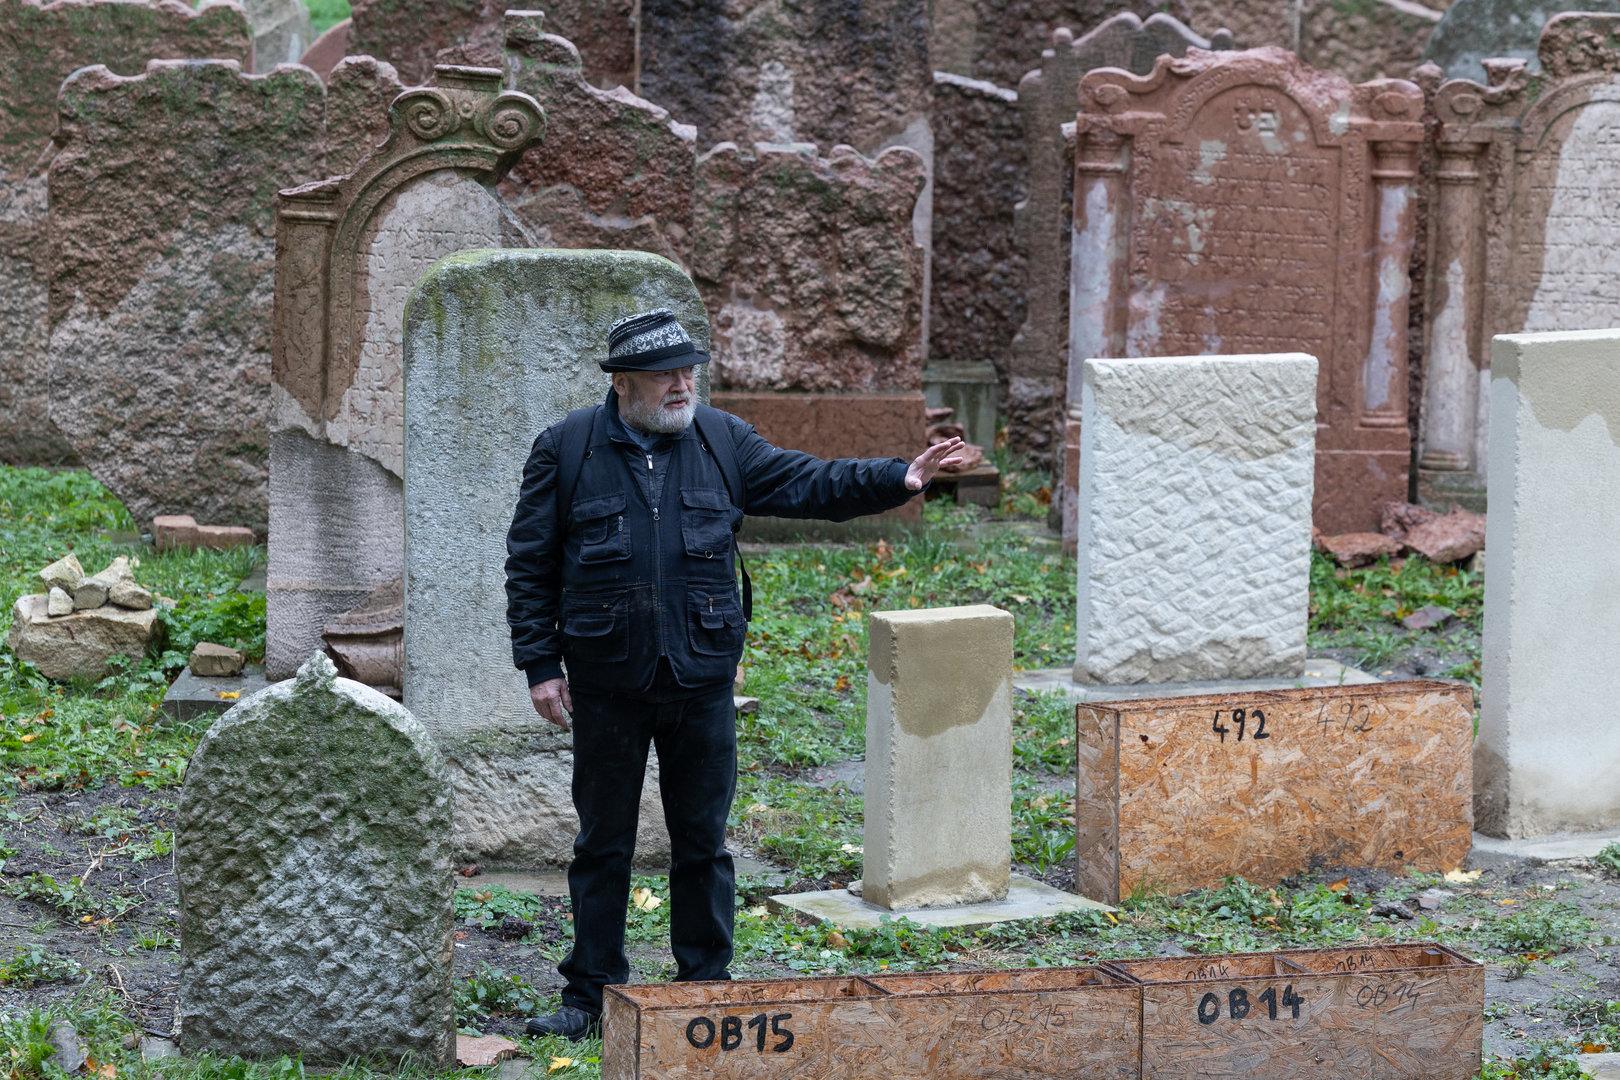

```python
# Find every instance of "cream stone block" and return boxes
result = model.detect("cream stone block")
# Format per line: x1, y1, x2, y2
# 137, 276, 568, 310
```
863, 604, 1014, 910
1478, 329, 1620, 837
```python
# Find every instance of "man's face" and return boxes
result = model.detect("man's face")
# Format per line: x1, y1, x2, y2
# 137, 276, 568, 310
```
616, 366, 697, 434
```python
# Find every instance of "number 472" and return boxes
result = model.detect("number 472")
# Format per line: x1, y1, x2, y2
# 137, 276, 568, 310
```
1212, 708, 1269, 742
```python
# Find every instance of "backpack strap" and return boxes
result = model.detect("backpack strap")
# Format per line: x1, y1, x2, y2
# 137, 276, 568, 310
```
693, 405, 753, 622
552, 405, 599, 529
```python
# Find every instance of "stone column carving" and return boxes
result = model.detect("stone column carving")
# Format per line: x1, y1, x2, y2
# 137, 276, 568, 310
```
1067, 127, 1131, 401
1418, 140, 1487, 471
1364, 139, 1419, 427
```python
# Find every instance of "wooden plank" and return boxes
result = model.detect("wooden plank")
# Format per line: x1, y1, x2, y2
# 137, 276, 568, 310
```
1074, 704, 1122, 903
1106, 944, 1483, 1080
1075, 680, 1474, 900
600, 968, 1138, 1079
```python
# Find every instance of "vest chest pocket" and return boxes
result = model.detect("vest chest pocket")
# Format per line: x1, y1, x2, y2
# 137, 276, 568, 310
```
680, 488, 735, 561
571, 492, 630, 563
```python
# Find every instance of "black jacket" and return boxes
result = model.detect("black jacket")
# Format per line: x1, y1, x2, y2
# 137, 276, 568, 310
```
505, 390, 915, 693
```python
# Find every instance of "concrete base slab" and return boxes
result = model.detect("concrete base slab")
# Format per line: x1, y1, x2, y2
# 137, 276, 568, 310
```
1471, 827, 1620, 863
1579, 1052, 1620, 1079
160, 664, 273, 724
768, 873, 1111, 930
1013, 658, 1377, 702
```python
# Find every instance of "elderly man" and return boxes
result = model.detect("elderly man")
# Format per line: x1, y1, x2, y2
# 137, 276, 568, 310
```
505, 308, 963, 1038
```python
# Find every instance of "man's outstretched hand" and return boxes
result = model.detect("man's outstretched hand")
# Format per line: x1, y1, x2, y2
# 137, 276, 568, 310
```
530, 676, 573, 731
906, 436, 968, 491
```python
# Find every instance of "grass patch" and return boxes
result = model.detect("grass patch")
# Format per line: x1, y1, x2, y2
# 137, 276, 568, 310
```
304, 0, 350, 34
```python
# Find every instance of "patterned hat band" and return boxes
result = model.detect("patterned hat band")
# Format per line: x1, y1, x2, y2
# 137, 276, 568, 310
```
603, 307, 709, 372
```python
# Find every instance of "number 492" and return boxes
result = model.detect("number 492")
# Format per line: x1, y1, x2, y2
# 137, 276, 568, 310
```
1212, 708, 1268, 742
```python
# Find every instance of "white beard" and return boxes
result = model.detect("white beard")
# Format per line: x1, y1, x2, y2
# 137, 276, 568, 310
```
624, 391, 696, 434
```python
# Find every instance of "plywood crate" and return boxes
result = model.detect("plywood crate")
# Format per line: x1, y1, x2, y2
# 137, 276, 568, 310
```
601, 967, 1139, 1079
1075, 680, 1473, 902
1104, 943, 1483, 1079
858, 967, 1140, 1078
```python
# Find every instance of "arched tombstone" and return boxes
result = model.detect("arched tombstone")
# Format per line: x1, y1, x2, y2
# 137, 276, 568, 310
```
177, 652, 454, 1066
402, 248, 709, 864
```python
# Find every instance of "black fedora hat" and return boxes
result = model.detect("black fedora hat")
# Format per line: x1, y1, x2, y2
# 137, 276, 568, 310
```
602, 308, 709, 372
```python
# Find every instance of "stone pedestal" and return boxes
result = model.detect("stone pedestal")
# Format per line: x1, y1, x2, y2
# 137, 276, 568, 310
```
1477, 329, 1620, 838
863, 604, 1013, 910
924, 360, 1000, 448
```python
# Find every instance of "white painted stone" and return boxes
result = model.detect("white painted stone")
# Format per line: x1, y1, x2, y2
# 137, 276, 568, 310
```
863, 604, 1013, 910
1478, 329, 1620, 838
401, 248, 711, 865
1074, 353, 1317, 684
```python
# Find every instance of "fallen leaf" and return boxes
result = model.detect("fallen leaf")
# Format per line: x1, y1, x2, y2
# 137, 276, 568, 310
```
1499, 898, 1516, 906
19, 733, 37, 743
1104, 912, 1119, 925
548, 1057, 575, 1072
746, 803, 769, 815
833, 675, 850, 693
745, 905, 768, 918
839, 843, 863, 854
631, 887, 663, 912
1582, 1043, 1609, 1054
827, 930, 849, 949
1443, 868, 1481, 884
1327, 877, 1350, 892
217, 691, 240, 701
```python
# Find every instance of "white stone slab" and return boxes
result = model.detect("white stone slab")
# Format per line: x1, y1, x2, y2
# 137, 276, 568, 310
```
1478, 329, 1620, 838
1015, 658, 1378, 703
1074, 353, 1318, 684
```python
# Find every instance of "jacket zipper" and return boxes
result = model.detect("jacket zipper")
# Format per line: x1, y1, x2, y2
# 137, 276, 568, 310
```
648, 452, 666, 657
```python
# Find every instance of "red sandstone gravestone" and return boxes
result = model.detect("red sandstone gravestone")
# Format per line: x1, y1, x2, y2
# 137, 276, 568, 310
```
1010, 14, 1232, 463
1419, 14, 1620, 508
1065, 47, 1424, 535
0, 0, 251, 467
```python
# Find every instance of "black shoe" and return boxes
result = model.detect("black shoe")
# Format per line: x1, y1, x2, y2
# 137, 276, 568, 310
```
525, 1006, 600, 1040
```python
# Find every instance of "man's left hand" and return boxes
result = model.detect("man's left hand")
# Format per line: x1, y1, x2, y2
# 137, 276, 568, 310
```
906, 436, 968, 492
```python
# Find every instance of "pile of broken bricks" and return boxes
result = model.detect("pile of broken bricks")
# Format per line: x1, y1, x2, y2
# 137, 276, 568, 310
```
6, 554, 162, 680
1315, 502, 1487, 570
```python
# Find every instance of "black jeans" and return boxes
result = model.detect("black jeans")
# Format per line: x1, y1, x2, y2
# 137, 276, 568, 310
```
558, 662, 737, 1015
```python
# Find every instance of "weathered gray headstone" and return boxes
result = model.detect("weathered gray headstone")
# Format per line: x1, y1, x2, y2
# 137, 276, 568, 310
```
1422, 0, 1620, 83
1075, 353, 1318, 684
244, 0, 313, 70
177, 652, 453, 1066
401, 248, 707, 865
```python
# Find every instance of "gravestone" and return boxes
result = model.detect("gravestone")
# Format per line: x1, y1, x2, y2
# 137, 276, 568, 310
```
1423, 0, 1620, 83
499, 11, 696, 266
347, 0, 635, 89
1420, 15, 1620, 508
695, 142, 929, 481
0, 0, 250, 466
638, 0, 930, 154
268, 65, 542, 679
401, 248, 704, 865
177, 652, 453, 1065
930, 0, 1178, 87
47, 59, 323, 531
1478, 329, 1620, 838
1298, 0, 1441, 84
1068, 48, 1422, 535
928, 73, 1025, 382
1010, 15, 1232, 461
864, 605, 1014, 910
1075, 354, 1317, 684
244, 0, 313, 70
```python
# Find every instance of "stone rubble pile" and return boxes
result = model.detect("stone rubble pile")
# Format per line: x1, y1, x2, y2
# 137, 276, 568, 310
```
7, 553, 162, 680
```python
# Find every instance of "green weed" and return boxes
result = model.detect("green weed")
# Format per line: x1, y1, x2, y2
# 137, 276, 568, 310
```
454, 884, 551, 930
0, 945, 81, 987
1595, 843, 1620, 878
454, 965, 547, 1031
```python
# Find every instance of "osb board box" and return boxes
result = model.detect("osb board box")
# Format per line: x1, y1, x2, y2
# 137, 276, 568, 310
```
1075, 680, 1473, 903
1103, 943, 1484, 1079
600, 967, 1139, 1079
